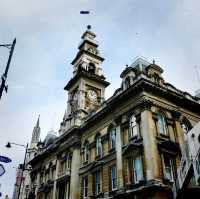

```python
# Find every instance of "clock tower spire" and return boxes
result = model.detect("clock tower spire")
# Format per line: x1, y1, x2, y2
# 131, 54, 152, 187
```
60, 26, 110, 134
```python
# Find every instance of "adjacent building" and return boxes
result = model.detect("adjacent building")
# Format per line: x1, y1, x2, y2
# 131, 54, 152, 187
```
12, 164, 23, 199
23, 26, 200, 199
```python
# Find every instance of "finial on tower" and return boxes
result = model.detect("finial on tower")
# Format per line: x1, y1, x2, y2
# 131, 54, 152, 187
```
87, 25, 92, 30
36, 114, 40, 127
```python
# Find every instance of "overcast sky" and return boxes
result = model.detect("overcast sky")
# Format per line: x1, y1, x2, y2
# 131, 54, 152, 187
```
1, 0, 200, 196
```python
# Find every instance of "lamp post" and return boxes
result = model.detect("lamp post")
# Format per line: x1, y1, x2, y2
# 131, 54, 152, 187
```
0, 38, 16, 100
5, 142, 28, 199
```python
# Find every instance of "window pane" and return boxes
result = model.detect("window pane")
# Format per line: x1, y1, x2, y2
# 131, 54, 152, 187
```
133, 157, 142, 183
83, 176, 88, 198
95, 171, 101, 194
84, 144, 89, 162
111, 165, 117, 190
129, 116, 138, 138
96, 136, 102, 156
157, 114, 166, 135
110, 128, 116, 149
163, 156, 173, 181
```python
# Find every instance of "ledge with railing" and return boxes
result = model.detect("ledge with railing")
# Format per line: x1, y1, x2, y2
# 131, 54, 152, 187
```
57, 169, 71, 180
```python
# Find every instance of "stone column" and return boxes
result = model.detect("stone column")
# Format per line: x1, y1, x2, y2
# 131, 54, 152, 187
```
53, 159, 60, 199
69, 147, 80, 199
171, 111, 185, 153
35, 172, 40, 198
140, 109, 160, 180
174, 121, 185, 153
116, 124, 124, 189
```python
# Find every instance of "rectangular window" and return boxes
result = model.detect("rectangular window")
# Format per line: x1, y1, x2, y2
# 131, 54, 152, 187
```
133, 156, 143, 183
67, 153, 72, 169
95, 171, 101, 195
96, 136, 102, 157
157, 114, 167, 135
110, 165, 117, 191
83, 176, 88, 199
129, 116, 138, 139
110, 128, 116, 149
162, 155, 174, 181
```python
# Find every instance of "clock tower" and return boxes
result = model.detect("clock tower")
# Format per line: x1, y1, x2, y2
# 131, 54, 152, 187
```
60, 26, 110, 133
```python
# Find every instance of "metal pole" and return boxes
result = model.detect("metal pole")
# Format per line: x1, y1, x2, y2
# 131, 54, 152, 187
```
17, 143, 28, 199
0, 38, 16, 100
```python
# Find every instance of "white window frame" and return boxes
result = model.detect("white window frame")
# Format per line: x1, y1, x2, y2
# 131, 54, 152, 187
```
162, 154, 174, 181
95, 171, 101, 195
157, 113, 167, 135
110, 165, 117, 191
133, 156, 143, 184
96, 135, 102, 157
83, 143, 89, 162
129, 115, 138, 138
109, 128, 116, 149
83, 176, 88, 199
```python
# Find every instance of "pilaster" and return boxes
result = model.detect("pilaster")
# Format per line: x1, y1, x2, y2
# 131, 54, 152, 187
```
140, 109, 160, 180
69, 147, 81, 199
171, 110, 185, 153
114, 116, 124, 190
52, 159, 60, 199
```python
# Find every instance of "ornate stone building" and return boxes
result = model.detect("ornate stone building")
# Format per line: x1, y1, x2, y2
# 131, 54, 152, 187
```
26, 26, 200, 199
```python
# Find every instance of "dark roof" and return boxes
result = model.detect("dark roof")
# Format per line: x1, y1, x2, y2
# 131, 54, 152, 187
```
120, 67, 137, 78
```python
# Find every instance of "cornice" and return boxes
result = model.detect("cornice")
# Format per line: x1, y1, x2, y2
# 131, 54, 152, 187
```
64, 68, 110, 90
71, 49, 104, 65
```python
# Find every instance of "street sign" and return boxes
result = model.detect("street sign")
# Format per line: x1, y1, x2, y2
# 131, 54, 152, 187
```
0, 164, 5, 177
0, 155, 12, 163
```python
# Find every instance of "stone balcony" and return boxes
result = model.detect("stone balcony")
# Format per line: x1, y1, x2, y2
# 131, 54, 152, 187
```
57, 168, 71, 180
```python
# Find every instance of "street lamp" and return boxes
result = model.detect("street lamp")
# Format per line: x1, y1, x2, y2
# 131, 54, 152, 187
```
0, 38, 16, 100
5, 142, 28, 199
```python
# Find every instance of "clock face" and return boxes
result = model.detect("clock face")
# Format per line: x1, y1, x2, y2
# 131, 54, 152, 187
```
87, 89, 97, 102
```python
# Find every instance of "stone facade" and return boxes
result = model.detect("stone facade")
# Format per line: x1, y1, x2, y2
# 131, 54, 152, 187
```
26, 27, 200, 199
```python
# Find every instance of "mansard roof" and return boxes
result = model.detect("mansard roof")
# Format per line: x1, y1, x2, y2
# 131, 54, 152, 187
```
120, 66, 137, 78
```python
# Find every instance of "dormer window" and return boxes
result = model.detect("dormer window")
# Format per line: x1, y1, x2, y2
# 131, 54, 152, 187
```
88, 63, 96, 74
125, 76, 131, 89
153, 73, 160, 84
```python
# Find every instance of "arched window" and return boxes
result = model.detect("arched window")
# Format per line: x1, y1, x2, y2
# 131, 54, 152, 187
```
181, 123, 189, 135
157, 113, 167, 135
83, 141, 89, 162
125, 76, 131, 89
109, 126, 116, 149
153, 74, 160, 84
96, 134, 102, 157
88, 63, 96, 74
181, 118, 192, 134
129, 115, 138, 138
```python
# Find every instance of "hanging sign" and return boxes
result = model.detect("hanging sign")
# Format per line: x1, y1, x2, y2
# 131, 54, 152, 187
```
0, 164, 5, 177
0, 156, 12, 163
